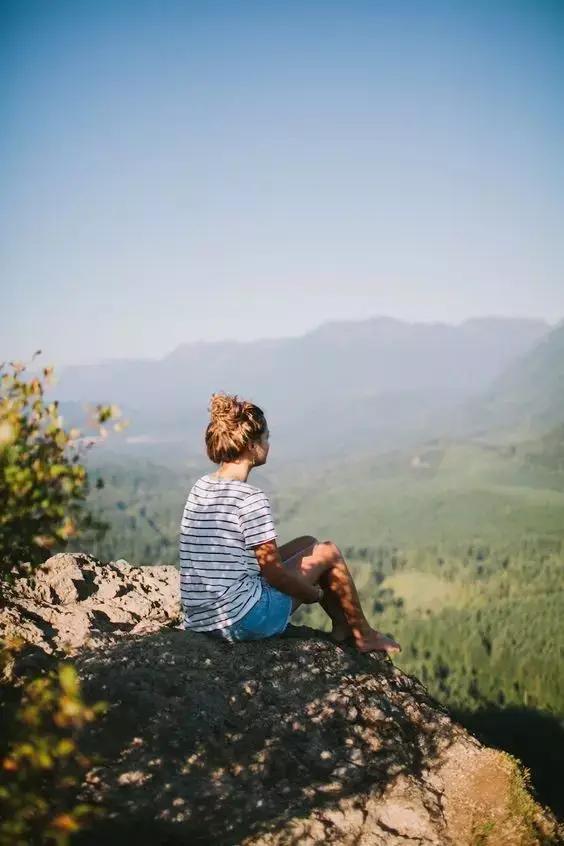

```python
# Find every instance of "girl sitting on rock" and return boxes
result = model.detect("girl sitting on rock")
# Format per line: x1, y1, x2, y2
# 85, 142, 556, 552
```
179, 392, 401, 654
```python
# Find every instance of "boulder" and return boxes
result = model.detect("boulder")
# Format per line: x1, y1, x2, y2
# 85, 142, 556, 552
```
1, 553, 559, 845
0, 552, 180, 654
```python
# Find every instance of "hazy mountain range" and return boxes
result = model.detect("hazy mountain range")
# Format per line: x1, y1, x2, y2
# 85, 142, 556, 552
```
51, 315, 560, 461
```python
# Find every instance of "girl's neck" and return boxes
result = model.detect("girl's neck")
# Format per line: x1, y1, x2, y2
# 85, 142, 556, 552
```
212, 463, 251, 483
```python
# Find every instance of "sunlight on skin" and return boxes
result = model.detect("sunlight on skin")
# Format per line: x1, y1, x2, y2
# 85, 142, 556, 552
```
254, 538, 402, 654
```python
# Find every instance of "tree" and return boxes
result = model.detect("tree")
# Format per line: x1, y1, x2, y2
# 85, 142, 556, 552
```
0, 352, 127, 578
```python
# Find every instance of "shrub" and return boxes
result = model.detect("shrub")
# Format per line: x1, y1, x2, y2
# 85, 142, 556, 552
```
0, 638, 107, 846
0, 352, 127, 577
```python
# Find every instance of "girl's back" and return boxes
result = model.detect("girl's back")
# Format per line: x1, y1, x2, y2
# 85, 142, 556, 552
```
179, 473, 278, 632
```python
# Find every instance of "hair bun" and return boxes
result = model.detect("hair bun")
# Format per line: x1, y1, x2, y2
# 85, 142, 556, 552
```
209, 392, 241, 424
205, 393, 266, 464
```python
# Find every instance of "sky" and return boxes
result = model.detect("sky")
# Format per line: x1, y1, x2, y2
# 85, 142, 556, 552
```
1, 0, 563, 366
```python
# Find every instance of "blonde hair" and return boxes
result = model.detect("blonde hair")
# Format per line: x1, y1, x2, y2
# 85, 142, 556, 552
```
205, 391, 267, 464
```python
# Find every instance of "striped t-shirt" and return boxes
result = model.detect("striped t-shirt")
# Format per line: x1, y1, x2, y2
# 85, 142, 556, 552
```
179, 473, 278, 632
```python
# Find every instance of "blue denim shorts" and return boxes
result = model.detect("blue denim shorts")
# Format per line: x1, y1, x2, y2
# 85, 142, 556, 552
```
207, 581, 293, 643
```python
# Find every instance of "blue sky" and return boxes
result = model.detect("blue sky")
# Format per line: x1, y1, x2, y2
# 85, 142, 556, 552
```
1, 0, 563, 366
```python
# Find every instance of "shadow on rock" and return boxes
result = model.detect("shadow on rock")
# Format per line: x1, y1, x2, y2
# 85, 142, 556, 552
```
74, 625, 457, 846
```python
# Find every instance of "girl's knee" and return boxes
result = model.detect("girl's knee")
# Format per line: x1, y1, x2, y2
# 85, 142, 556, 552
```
316, 540, 342, 562
320, 539, 340, 552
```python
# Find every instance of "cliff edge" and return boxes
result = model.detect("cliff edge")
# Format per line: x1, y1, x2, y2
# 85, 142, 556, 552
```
1, 553, 560, 845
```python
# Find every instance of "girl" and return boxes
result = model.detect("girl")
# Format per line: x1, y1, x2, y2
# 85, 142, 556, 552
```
179, 392, 401, 654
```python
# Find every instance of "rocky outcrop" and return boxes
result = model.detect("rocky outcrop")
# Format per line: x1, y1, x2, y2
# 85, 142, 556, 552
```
1, 554, 560, 845
0, 552, 180, 654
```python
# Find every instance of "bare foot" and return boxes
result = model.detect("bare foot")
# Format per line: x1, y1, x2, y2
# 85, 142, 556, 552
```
330, 624, 353, 643
355, 630, 402, 654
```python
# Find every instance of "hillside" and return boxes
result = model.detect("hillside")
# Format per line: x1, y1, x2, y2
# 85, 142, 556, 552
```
49, 315, 550, 461
78, 412, 564, 567
273, 434, 564, 549
484, 320, 564, 427
1, 553, 560, 845
524, 423, 564, 472
445, 320, 564, 439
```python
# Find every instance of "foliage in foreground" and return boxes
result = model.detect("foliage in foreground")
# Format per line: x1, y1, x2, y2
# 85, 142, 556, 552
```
0, 352, 127, 578
0, 638, 107, 845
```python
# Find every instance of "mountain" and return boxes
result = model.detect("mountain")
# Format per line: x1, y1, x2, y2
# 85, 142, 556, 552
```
524, 422, 564, 472
481, 320, 564, 429
442, 320, 564, 441
50, 316, 551, 461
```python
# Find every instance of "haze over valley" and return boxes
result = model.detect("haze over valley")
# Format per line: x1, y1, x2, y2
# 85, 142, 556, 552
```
53, 314, 556, 463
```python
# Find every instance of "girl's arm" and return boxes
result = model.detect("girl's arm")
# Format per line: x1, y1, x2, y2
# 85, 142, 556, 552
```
252, 539, 321, 604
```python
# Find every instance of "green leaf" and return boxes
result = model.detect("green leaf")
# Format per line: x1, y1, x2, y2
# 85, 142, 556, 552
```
58, 664, 79, 697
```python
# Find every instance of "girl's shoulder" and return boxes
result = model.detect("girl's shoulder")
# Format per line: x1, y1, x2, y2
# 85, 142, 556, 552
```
238, 480, 264, 495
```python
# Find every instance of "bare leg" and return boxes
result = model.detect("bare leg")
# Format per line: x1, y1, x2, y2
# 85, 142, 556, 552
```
277, 537, 350, 639
280, 538, 401, 655
318, 575, 352, 642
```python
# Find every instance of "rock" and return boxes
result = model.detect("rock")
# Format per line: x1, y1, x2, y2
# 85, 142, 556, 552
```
0, 552, 181, 655
1, 553, 560, 845
377, 794, 436, 842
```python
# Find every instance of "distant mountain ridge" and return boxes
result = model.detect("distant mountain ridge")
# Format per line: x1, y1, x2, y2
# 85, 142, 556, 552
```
52, 315, 551, 460
439, 320, 564, 441
481, 319, 564, 428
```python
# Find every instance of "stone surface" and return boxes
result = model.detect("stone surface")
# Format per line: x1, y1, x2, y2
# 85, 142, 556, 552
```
1, 553, 560, 846
0, 551, 181, 654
